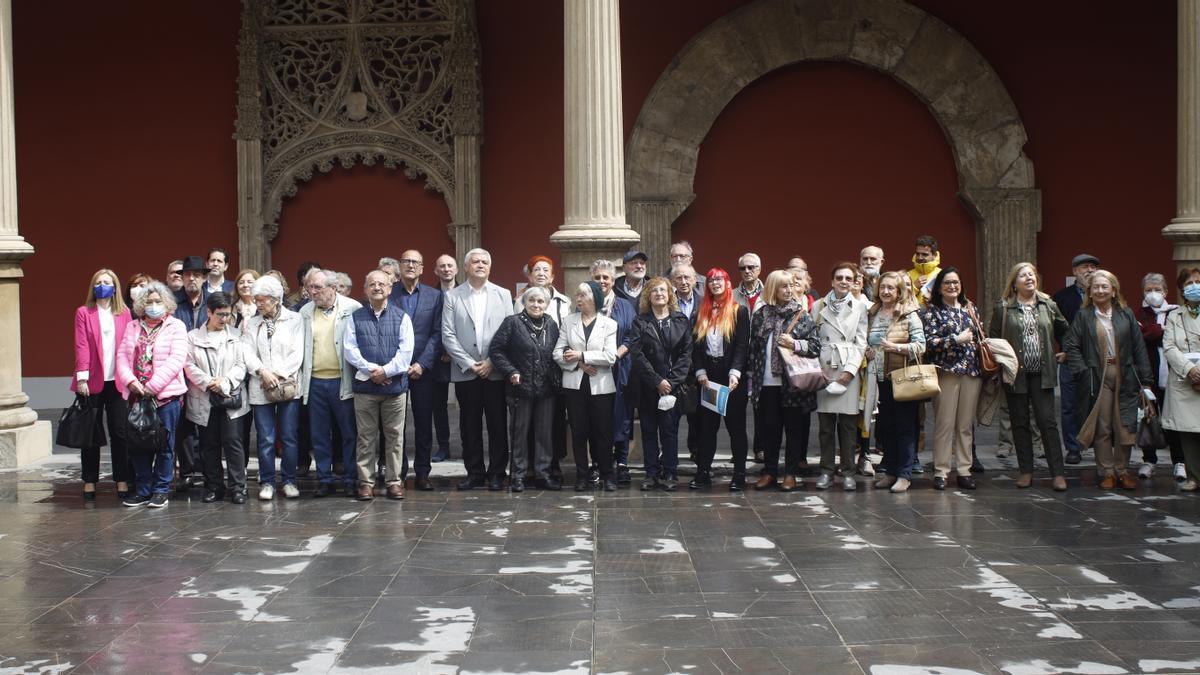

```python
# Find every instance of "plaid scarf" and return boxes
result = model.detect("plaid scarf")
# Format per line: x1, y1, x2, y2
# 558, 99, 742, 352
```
757, 300, 801, 377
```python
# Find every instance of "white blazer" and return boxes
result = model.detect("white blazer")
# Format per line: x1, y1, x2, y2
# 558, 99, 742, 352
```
554, 312, 618, 395
241, 307, 304, 404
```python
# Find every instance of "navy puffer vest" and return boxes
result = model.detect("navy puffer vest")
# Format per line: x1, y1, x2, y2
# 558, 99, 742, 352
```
351, 305, 408, 396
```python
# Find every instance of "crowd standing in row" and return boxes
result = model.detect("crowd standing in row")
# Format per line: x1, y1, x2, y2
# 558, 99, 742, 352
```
71, 239, 1200, 507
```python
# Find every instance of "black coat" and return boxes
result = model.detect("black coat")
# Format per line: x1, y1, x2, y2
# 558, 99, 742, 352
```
627, 312, 693, 407
1063, 305, 1153, 433
691, 306, 751, 383
488, 313, 561, 399
1052, 285, 1085, 324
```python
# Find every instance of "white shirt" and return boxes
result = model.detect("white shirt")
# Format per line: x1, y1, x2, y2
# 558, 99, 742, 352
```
705, 326, 724, 359
99, 306, 116, 381
762, 333, 781, 386
469, 284, 489, 353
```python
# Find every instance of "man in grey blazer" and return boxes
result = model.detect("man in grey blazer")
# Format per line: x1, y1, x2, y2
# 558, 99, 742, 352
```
442, 248, 514, 490
298, 269, 362, 498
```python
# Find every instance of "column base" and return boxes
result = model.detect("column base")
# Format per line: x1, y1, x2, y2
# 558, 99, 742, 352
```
551, 226, 641, 291
1163, 217, 1200, 270
0, 420, 52, 469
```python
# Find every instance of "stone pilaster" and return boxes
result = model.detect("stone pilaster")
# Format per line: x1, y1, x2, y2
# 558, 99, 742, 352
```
552, 0, 640, 290
1164, 0, 1200, 269
961, 188, 1041, 323
628, 196, 693, 276
449, 135, 482, 283
0, 0, 51, 467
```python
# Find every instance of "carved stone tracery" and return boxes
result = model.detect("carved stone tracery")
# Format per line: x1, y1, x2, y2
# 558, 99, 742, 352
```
236, 0, 481, 271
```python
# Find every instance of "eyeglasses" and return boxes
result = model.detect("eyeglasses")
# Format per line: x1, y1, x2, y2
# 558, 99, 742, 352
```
833, 275, 854, 282
941, 280, 961, 287
213, 311, 233, 319
399, 258, 423, 266
739, 265, 759, 271
669, 253, 690, 260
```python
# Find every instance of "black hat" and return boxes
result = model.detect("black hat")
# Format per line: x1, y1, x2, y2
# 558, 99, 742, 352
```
623, 250, 648, 264
179, 255, 210, 274
1071, 253, 1100, 268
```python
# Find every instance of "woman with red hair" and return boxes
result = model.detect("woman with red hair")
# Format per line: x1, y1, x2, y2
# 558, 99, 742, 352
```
690, 268, 751, 490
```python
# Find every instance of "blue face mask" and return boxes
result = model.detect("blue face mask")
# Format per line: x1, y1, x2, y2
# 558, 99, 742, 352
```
143, 303, 166, 320
94, 283, 115, 299
1184, 284, 1200, 302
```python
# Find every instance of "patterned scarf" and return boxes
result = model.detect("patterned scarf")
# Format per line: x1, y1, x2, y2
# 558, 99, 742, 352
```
133, 319, 164, 385
757, 300, 801, 376
264, 315, 277, 340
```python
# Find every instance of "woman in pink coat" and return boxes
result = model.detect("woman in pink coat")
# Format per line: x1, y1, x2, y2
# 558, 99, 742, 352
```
115, 281, 188, 508
72, 269, 133, 501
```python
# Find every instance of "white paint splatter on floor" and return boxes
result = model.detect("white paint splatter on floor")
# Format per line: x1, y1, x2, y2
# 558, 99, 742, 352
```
289, 638, 347, 672
772, 573, 798, 584
338, 512, 358, 522
486, 527, 508, 538
741, 536, 774, 549
189, 653, 207, 664
547, 574, 592, 595
1138, 658, 1200, 673
1161, 585, 1200, 609
1076, 567, 1117, 584
459, 659, 590, 675
869, 666, 985, 674
262, 534, 333, 558
499, 559, 591, 575
532, 535, 593, 556
0, 658, 74, 674
639, 538, 685, 554
1032, 612, 1083, 639
390, 607, 476, 651
999, 660, 1127, 674
1043, 590, 1159, 611
175, 578, 287, 622
1141, 549, 1178, 562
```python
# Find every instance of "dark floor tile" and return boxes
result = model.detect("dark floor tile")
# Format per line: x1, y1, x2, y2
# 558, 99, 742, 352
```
831, 613, 965, 645
272, 573, 394, 598
470, 618, 592, 652
477, 594, 593, 622
799, 566, 911, 591
384, 573, 495, 597
595, 572, 700, 596
695, 569, 804, 594
702, 591, 823, 619
593, 646, 860, 675
980, 640, 1131, 675
594, 618, 719, 650
850, 643, 1001, 674
593, 593, 708, 621
712, 616, 841, 647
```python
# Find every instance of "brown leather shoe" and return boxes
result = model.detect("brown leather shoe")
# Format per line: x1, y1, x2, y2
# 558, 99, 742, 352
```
356, 483, 374, 501
779, 475, 798, 492
386, 483, 405, 500
1098, 474, 1116, 490
1015, 473, 1033, 489
1052, 475, 1067, 491
1119, 472, 1137, 490
754, 474, 777, 491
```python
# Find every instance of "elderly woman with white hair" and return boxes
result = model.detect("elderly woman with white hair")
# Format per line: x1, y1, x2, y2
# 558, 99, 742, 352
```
489, 285, 562, 492
1136, 271, 1185, 480
241, 274, 305, 500
115, 281, 188, 508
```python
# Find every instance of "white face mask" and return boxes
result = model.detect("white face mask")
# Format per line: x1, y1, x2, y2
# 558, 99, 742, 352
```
130, 286, 146, 301
1144, 291, 1165, 308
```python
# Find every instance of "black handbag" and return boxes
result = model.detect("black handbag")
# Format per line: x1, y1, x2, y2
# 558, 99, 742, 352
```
126, 396, 168, 456
1137, 398, 1168, 450
56, 394, 105, 449
206, 351, 243, 410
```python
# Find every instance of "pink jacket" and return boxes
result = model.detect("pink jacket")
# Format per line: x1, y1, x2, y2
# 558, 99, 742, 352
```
115, 316, 189, 400
71, 305, 133, 393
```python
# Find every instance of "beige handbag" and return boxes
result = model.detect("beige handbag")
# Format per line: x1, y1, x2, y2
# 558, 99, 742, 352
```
890, 356, 940, 402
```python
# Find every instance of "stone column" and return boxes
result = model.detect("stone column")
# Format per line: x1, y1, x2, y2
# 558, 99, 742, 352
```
0, 0, 51, 467
961, 187, 1041, 324
552, 0, 640, 290
1165, 0, 1200, 269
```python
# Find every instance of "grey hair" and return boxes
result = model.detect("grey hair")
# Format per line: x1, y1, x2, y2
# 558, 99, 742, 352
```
251, 275, 284, 301
1142, 272, 1166, 291
738, 252, 761, 267
303, 267, 331, 287
378, 257, 400, 271
462, 248, 491, 266
670, 241, 694, 256
671, 263, 697, 278
589, 258, 616, 277
335, 272, 352, 293
522, 285, 550, 304
133, 281, 177, 317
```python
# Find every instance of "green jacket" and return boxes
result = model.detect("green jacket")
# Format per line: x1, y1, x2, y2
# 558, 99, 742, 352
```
1063, 305, 1153, 433
988, 293, 1070, 394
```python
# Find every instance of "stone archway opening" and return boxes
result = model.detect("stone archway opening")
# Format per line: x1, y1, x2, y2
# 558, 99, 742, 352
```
626, 0, 1039, 314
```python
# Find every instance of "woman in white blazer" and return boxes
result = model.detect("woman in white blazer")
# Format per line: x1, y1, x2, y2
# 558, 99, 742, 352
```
555, 281, 619, 492
241, 275, 305, 500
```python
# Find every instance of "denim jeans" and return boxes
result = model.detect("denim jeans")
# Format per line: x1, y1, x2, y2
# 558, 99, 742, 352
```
638, 397, 680, 479
254, 399, 300, 485
877, 381, 918, 480
307, 378, 357, 487
132, 397, 181, 496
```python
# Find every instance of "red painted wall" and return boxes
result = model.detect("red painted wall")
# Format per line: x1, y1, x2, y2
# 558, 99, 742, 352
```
13, 1, 1177, 377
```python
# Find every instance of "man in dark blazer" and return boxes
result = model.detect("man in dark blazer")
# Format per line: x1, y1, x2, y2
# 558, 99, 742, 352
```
172, 255, 212, 490
1052, 252, 1100, 464
391, 250, 444, 490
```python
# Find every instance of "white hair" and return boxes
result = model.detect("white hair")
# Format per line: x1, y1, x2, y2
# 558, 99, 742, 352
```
522, 286, 550, 304
589, 259, 616, 277
670, 240, 694, 255
463, 248, 491, 266
132, 281, 177, 317
738, 252, 761, 267
251, 275, 284, 301
671, 263, 696, 278
1142, 272, 1166, 291
378, 257, 400, 271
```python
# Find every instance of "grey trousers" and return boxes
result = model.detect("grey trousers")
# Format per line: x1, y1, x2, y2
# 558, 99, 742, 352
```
818, 412, 859, 475
509, 396, 554, 480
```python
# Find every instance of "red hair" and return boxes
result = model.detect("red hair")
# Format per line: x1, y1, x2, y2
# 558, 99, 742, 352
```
695, 267, 739, 341
526, 255, 554, 273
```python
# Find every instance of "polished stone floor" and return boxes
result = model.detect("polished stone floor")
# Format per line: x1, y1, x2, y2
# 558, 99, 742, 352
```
4, 415, 1200, 673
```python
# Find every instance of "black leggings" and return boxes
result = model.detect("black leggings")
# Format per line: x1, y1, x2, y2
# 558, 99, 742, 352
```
564, 388, 614, 478
80, 381, 130, 485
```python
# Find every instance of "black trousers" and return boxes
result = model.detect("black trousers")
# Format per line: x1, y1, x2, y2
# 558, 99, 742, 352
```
456, 377, 509, 479
1005, 371, 1065, 476
1143, 385, 1185, 465
403, 375, 437, 479
526, 395, 567, 476
174, 416, 200, 477
695, 364, 749, 474
757, 386, 810, 477
564, 388, 614, 478
433, 379, 452, 454
510, 395, 555, 480
80, 380, 131, 484
200, 407, 247, 492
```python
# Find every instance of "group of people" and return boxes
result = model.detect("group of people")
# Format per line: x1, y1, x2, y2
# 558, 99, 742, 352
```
69, 238, 1200, 506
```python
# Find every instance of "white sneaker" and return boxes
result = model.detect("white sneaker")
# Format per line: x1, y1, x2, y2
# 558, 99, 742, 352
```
282, 483, 300, 499
858, 458, 875, 477
258, 484, 275, 501
890, 477, 911, 493
1176, 463, 1187, 481
1138, 463, 1154, 479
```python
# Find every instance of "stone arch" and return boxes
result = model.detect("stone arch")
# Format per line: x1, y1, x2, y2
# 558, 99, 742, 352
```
626, 0, 1039, 314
